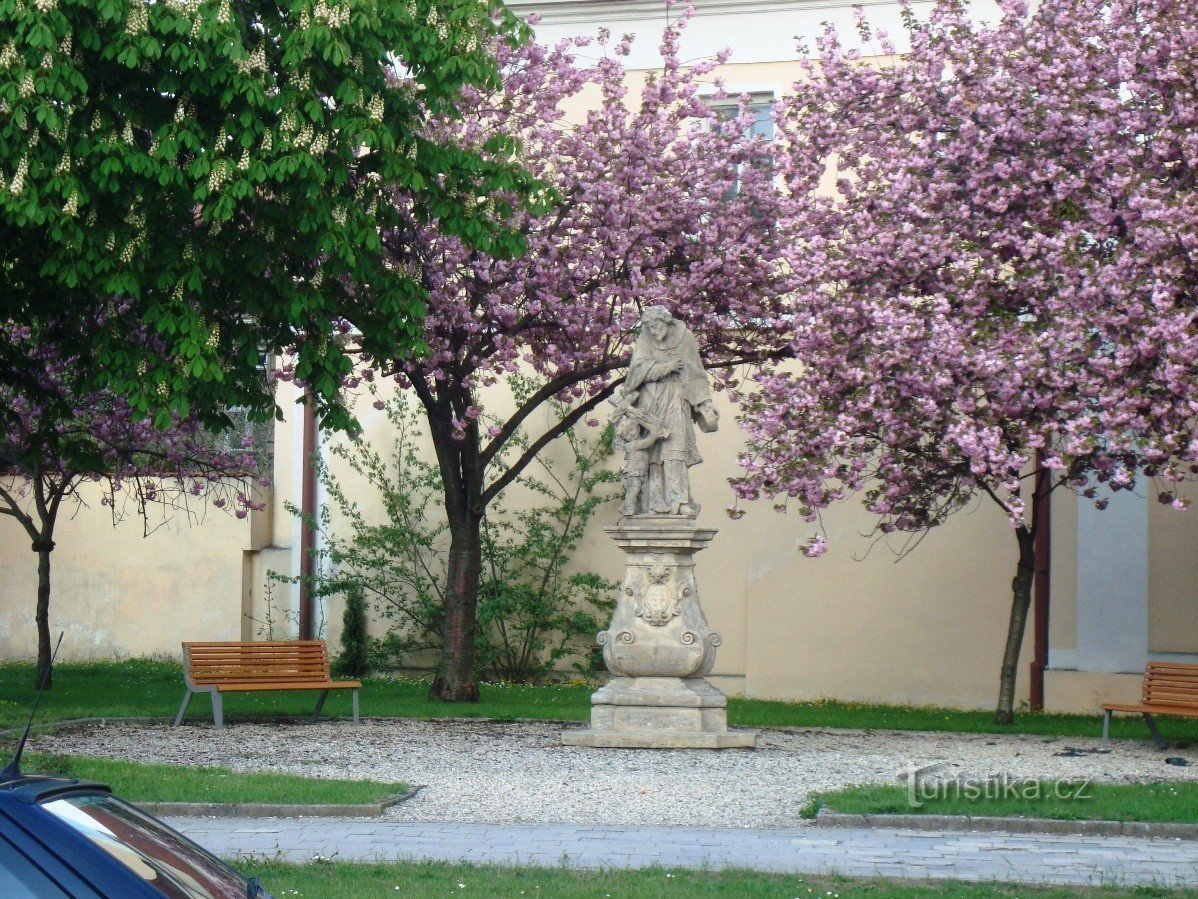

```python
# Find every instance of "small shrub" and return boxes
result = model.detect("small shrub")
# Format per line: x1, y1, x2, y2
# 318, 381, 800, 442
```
333, 589, 370, 678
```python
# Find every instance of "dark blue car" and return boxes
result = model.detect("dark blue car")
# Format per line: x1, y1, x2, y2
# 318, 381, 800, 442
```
0, 771, 269, 898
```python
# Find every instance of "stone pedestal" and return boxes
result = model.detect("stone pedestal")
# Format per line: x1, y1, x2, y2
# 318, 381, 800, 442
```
562, 517, 756, 749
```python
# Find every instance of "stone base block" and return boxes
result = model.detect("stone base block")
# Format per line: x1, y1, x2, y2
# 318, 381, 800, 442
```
561, 729, 756, 749
561, 676, 757, 750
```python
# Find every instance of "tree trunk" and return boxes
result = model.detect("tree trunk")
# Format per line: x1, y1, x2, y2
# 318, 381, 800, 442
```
995, 526, 1035, 724
417, 379, 488, 702
429, 514, 483, 701
34, 541, 54, 690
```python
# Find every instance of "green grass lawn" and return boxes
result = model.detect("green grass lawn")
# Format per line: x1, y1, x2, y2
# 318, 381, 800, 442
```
1, 658, 1196, 743
21, 753, 403, 805
234, 860, 1195, 898
807, 781, 1198, 823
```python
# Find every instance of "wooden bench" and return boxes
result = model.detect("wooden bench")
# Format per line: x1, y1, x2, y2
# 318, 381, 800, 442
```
173, 640, 360, 730
1102, 662, 1198, 748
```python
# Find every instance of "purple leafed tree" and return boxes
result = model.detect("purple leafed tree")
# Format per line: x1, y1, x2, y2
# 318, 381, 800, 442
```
734, 0, 1198, 722
372, 12, 794, 701
0, 316, 266, 688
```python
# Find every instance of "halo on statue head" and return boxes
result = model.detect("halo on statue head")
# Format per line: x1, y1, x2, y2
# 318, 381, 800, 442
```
637, 305, 683, 351
640, 305, 672, 324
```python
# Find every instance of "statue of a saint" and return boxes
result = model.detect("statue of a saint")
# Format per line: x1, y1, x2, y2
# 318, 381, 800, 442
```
612, 306, 718, 517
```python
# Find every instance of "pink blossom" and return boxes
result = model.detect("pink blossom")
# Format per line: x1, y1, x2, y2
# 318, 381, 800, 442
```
802, 536, 828, 558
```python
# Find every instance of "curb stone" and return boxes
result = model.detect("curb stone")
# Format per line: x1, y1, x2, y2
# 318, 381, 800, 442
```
815, 808, 1198, 840
141, 786, 424, 819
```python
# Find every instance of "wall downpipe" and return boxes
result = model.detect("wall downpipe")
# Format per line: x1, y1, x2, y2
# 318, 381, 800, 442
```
298, 392, 317, 641
1030, 457, 1051, 712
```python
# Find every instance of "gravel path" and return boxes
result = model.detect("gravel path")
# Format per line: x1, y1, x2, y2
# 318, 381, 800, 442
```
33, 719, 1197, 828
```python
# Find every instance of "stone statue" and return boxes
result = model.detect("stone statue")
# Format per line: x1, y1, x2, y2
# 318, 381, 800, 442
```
562, 306, 755, 749
612, 306, 719, 517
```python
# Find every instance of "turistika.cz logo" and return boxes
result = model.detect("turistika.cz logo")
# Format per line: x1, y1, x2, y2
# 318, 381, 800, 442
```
903, 762, 1093, 809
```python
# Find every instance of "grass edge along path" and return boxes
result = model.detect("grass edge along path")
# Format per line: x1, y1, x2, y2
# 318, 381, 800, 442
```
22, 753, 404, 806
2, 658, 1197, 742
806, 781, 1198, 824
234, 859, 1197, 898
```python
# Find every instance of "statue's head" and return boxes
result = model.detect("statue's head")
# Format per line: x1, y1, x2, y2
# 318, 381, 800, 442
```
641, 305, 673, 342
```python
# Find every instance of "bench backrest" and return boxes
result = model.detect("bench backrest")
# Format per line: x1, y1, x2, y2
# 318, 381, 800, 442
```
1143, 662, 1198, 708
183, 641, 332, 687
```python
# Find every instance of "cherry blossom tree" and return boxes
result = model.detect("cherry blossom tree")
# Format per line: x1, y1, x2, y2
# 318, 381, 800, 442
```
370, 12, 794, 700
734, 0, 1198, 722
0, 314, 265, 688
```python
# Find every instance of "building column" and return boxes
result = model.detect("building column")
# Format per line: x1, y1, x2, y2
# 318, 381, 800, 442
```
1074, 488, 1148, 673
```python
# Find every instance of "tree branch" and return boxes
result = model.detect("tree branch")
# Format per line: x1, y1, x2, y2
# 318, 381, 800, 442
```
480, 379, 622, 509
0, 480, 39, 542
478, 360, 626, 468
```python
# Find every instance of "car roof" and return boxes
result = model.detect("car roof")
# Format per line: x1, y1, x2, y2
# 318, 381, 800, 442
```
0, 774, 113, 804
1, 771, 260, 898
0, 782, 160, 898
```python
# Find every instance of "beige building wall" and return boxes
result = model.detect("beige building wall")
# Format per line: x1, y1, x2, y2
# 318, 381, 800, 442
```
0, 491, 256, 662
243, 384, 302, 641
1149, 481, 1198, 654
741, 495, 1030, 708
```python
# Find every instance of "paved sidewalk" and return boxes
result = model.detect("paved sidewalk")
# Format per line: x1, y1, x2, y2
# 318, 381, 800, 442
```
169, 817, 1198, 887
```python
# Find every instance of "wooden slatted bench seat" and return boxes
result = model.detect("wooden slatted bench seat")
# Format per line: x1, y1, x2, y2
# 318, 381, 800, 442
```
1102, 661, 1198, 748
173, 640, 360, 730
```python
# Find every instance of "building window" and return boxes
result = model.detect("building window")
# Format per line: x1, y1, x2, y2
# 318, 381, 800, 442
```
706, 92, 775, 198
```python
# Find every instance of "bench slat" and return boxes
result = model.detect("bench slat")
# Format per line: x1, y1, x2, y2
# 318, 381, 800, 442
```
189, 657, 327, 665
1146, 676, 1198, 687
190, 656, 327, 663
1102, 702, 1198, 716
188, 650, 328, 656
192, 675, 333, 684
190, 664, 330, 671
213, 681, 361, 692
1148, 687, 1198, 695
188, 656, 327, 662
185, 643, 327, 652
1146, 679, 1198, 691
186, 642, 326, 650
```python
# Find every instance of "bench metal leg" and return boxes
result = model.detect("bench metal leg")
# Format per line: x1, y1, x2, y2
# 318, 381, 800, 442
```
310, 690, 329, 724
352, 689, 360, 726
173, 690, 192, 727
1143, 713, 1166, 750
211, 691, 224, 731
1101, 709, 1111, 746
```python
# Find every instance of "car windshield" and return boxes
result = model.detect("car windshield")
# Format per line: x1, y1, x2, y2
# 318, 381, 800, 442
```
41, 794, 251, 899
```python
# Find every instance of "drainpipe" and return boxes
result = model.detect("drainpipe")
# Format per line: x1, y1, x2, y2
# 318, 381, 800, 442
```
1029, 457, 1051, 712
298, 392, 317, 640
